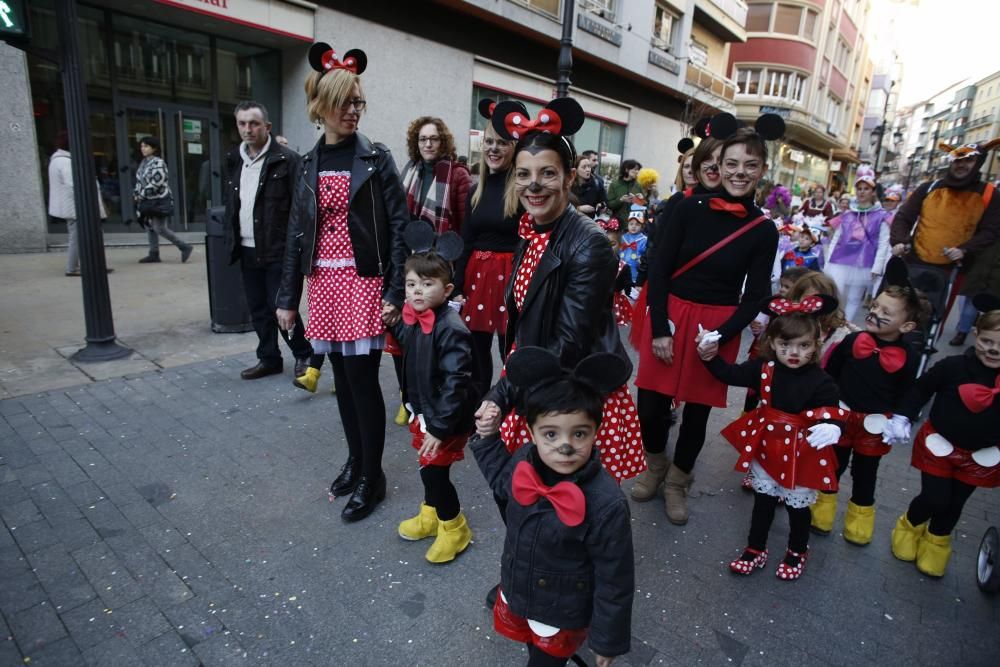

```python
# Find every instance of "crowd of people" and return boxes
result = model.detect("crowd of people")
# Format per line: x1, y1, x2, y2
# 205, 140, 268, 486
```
49, 37, 1000, 665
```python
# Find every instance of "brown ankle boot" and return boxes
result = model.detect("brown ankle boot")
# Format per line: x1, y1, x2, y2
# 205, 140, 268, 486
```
663, 465, 694, 525
630, 450, 670, 501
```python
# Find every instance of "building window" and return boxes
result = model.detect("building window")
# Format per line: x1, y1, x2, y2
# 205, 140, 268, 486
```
652, 3, 678, 52
736, 68, 761, 95
774, 4, 801, 34
581, 0, 616, 22
746, 3, 771, 31
833, 39, 851, 72
689, 41, 709, 68
515, 0, 560, 18
735, 66, 805, 104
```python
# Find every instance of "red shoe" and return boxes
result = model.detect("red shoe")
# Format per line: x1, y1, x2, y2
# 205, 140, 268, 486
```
775, 549, 808, 580
729, 547, 768, 575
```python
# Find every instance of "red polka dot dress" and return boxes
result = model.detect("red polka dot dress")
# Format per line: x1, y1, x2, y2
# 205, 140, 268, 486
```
304, 170, 385, 345
499, 214, 646, 483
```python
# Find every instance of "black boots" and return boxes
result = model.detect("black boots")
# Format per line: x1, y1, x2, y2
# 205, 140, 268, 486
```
329, 456, 360, 497
341, 473, 386, 522
139, 252, 161, 263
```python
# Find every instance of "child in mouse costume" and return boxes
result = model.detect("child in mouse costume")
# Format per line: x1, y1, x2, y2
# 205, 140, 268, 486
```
386, 221, 477, 564
888, 292, 1000, 577
699, 294, 847, 580
472, 346, 634, 667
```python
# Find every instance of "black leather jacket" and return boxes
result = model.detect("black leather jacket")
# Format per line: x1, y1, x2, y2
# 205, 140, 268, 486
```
471, 435, 634, 657
485, 206, 630, 412
276, 133, 409, 310
223, 138, 301, 266
389, 305, 476, 440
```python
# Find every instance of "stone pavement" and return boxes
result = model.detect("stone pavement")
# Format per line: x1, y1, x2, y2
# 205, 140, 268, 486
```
2, 342, 999, 666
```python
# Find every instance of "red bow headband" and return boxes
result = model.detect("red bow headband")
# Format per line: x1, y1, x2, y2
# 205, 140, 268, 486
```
308, 42, 368, 76
490, 97, 585, 143
764, 294, 838, 318
598, 217, 620, 232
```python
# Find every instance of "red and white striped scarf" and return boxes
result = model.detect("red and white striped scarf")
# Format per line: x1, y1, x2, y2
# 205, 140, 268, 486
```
403, 160, 454, 234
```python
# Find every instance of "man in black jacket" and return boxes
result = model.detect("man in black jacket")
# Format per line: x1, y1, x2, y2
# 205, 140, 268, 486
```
225, 101, 312, 380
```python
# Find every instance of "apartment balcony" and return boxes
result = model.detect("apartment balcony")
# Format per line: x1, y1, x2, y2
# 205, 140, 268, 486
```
694, 0, 748, 43
685, 62, 737, 105
966, 115, 994, 130
734, 99, 851, 153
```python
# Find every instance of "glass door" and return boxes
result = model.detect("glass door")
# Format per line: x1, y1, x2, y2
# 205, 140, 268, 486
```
176, 110, 213, 226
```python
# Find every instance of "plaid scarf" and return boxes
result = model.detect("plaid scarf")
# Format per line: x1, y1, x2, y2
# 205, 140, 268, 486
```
403, 160, 454, 234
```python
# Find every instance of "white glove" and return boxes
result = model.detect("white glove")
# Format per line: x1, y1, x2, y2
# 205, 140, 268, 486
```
697, 324, 722, 352
807, 423, 841, 450
629, 286, 641, 301
882, 414, 911, 446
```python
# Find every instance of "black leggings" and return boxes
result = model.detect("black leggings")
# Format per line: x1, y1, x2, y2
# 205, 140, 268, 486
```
420, 465, 460, 521
328, 351, 386, 479
392, 354, 404, 394
748, 492, 810, 553
470, 330, 505, 400
526, 644, 568, 667
906, 472, 977, 536
833, 446, 881, 506
636, 389, 711, 474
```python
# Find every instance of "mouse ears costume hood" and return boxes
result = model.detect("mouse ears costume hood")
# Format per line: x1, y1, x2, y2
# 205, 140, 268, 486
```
761, 293, 839, 318
403, 220, 464, 276
504, 346, 630, 400
478, 98, 528, 121
308, 42, 367, 76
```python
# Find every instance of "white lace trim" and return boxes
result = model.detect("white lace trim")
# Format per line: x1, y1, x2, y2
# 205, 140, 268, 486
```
318, 170, 351, 177
314, 257, 357, 269
749, 461, 817, 508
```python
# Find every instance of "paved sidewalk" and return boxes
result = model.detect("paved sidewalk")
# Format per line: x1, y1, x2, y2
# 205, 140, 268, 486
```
2, 345, 998, 666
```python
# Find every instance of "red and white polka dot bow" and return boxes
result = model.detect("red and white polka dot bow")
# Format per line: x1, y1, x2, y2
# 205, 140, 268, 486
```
768, 295, 824, 316
321, 49, 360, 74
503, 109, 563, 140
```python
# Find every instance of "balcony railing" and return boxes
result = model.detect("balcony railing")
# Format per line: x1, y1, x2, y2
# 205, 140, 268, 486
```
686, 62, 737, 102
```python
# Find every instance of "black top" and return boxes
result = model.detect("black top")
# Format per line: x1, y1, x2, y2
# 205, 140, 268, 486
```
705, 357, 841, 418
572, 175, 608, 210
318, 132, 356, 173
455, 169, 519, 294
825, 332, 918, 413
649, 192, 777, 341
897, 348, 1000, 451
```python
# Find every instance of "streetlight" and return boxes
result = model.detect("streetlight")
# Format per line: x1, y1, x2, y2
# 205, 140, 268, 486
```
873, 80, 895, 173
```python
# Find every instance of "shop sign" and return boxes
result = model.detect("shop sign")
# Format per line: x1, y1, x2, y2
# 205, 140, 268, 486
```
0, 0, 29, 40
154, 0, 313, 41
789, 150, 805, 163
759, 106, 790, 119
577, 14, 622, 46
830, 160, 842, 170
648, 50, 680, 74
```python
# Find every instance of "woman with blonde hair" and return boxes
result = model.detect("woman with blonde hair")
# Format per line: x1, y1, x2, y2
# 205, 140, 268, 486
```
276, 43, 409, 522
786, 270, 859, 365
401, 116, 471, 234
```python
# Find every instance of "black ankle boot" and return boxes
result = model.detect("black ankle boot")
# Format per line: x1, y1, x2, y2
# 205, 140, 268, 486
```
329, 457, 359, 497
341, 473, 386, 522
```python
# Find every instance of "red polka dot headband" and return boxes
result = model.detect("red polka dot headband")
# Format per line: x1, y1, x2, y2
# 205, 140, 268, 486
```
308, 42, 368, 77
763, 294, 838, 318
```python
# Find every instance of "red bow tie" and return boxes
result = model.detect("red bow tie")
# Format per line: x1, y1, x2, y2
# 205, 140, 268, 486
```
851, 333, 907, 374
768, 295, 824, 316
958, 376, 1000, 413
621, 241, 638, 251
512, 460, 586, 527
402, 302, 435, 334
503, 109, 563, 140
709, 198, 748, 217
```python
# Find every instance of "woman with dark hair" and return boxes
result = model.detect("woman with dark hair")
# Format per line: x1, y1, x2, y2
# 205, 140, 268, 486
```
571, 154, 607, 217
275, 42, 409, 522
401, 116, 471, 234
134, 136, 193, 264
606, 158, 643, 226
474, 98, 645, 484
633, 115, 783, 525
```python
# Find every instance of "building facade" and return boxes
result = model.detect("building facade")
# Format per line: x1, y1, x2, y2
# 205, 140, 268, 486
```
727, 0, 875, 195
0, 0, 748, 253
967, 71, 1000, 184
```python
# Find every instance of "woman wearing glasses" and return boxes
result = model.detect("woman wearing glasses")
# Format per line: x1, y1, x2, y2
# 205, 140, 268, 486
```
401, 117, 471, 234
452, 100, 525, 398
633, 115, 782, 526
276, 43, 409, 523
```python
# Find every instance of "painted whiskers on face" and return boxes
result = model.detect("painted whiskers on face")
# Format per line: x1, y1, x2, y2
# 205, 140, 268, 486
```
529, 411, 597, 474
974, 328, 1000, 368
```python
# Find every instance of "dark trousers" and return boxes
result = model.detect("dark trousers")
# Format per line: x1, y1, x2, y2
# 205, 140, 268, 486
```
748, 492, 810, 553
906, 472, 976, 536
240, 246, 311, 365
833, 446, 881, 506
470, 330, 505, 400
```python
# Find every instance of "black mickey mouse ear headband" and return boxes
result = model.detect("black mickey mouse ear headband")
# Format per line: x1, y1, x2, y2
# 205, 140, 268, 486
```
478, 98, 527, 120
308, 42, 367, 76
881, 256, 913, 292
677, 138, 695, 154
491, 97, 586, 142
693, 117, 712, 140
973, 293, 1000, 313
505, 346, 629, 398
762, 293, 838, 318
403, 220, 464, 263
703, 112, 785, 141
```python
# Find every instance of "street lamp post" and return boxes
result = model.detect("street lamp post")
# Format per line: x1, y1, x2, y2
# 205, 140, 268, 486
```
873, 80, 895, 173
555, 0, 575, 98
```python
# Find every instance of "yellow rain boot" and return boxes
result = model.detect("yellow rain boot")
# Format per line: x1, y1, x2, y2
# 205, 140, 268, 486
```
394, 396, 410, 426
293, 367, 321, 393
398, 503, 438, 541
916, 531, 952, 577
425, 513, 472, 564
809, 492, 838, 535
891, 514, 927, 562
843, 501, 876, 546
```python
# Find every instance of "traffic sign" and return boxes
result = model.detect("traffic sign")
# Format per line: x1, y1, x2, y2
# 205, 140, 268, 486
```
0, 0, 29, 43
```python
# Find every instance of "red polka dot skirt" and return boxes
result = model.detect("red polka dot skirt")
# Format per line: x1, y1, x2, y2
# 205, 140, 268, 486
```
462, 250, 513, 334
305, 171, 385, 343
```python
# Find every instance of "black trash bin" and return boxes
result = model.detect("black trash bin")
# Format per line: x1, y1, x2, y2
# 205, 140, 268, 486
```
205, 206, 254, 333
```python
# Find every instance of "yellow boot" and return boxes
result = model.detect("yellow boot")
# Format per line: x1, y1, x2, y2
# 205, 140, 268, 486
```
916, 531, 952, 577
394, 398, 410, 426
398, 503, 438, 541
425, 513, 472, 564
843, 501, 876, 546
891, 514, 927, 562
293, 367, 320, 393
809, 492, 838, 535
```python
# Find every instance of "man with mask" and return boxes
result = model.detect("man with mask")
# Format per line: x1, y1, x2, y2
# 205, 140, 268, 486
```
890, 139, 1000, 316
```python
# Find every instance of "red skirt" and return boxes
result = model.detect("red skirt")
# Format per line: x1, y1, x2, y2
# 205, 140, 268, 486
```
409, 419, 466, 467
635, 295, 739, 407
500, 386, 646, 482
461, 251, 513, 334
613, 292, 632, 327
910, 421, 1000, 488
384, 332, 402, 357
493, 589, 587, 659
839, 410, 891, 457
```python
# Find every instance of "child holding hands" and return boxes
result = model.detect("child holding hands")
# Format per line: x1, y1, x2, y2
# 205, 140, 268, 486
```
698, 295, 847, 580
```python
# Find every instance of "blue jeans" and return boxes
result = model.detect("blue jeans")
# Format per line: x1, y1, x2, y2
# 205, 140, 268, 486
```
956, 296, 979, 334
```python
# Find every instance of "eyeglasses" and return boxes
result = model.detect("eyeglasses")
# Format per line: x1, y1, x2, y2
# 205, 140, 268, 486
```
340, 98, 367, 112
418, 136, 441, 145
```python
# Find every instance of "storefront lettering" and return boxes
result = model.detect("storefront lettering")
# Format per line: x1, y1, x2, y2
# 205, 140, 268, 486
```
577, 14, 622, 46
193, 0, 228, 7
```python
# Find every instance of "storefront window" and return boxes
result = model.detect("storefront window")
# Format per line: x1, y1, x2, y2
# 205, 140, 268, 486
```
217, 39, 283, 148
112, 15, 211, 107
